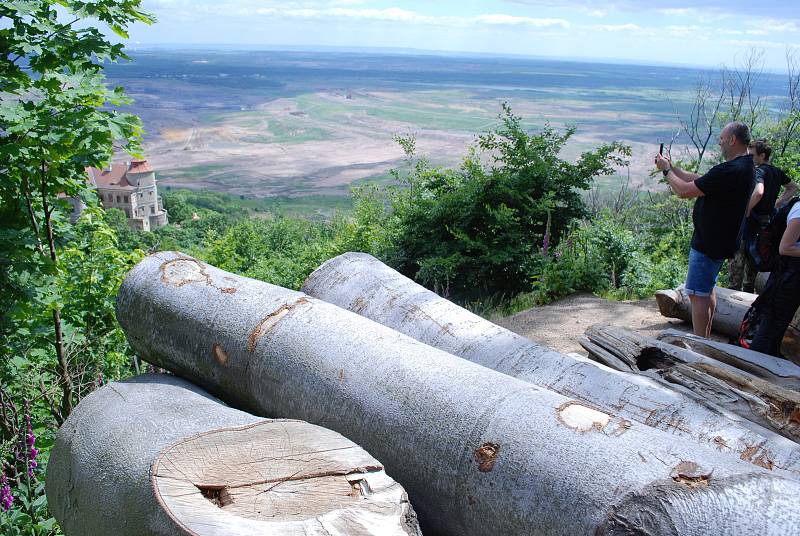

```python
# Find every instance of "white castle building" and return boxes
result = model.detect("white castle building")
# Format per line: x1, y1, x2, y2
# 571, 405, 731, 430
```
87, 159, 168, 231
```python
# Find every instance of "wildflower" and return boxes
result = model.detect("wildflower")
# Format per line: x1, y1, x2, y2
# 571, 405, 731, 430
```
542, 210, 552, 256
542, 230, 550, 256
0, 473, 12, 511
554, 250, 562, 259
25, 407, 37, 477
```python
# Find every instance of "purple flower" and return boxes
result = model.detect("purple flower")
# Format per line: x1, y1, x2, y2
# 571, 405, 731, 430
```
542, 231, 550, 256
24, 407, 38, 477
554, 250, 562, 259
0, 473, 12, 511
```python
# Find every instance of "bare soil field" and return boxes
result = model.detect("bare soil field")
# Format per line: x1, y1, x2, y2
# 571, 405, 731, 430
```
110, 49, 786, 201
140, 89, 679, 198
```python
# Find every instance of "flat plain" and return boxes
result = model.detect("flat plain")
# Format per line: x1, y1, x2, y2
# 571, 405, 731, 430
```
106, 49, 790, 202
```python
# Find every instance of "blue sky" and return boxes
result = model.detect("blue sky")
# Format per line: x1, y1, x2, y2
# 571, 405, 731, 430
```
130, 0, 800, 70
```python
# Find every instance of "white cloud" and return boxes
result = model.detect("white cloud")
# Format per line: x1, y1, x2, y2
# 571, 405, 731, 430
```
724, 39, 791, 49
589, 23, 641, 32
473, 14, 570, 28
763, 21, 799, 33
195, 4, 572, 30
664, 25, 703, 38
327, 0, 368, 5
657, 8, 695, 17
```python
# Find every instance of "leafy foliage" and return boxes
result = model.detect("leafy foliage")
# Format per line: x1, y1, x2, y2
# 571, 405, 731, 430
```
354, 103, 630, 298
1, 0, 152, 530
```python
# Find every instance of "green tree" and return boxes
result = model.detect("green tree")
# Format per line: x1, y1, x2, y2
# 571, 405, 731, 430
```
1, 0, 153, 420
1, 2, 152, 531
370, 103, 629, 298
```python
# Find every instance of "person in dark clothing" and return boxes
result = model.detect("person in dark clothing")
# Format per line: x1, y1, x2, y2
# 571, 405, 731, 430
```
655, 122, 755, 337
750, 201, 800, 359
729, 139, 798, 292
749, 139, 797, 212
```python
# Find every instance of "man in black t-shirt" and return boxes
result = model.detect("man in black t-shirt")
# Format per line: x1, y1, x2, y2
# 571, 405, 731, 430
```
729, 139, 798, 292
655, 122, 755, 337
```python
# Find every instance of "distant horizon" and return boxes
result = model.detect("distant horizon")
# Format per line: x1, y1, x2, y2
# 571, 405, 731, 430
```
125, 42, 788, 76
130, 1, 800, 73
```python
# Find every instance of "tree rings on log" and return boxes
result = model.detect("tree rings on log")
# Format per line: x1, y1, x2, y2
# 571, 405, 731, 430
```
153, 420, 416, 535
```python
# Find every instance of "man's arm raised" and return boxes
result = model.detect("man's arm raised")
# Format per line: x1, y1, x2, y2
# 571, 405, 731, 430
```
671, 167, 701, 183
655, 154, 704, 198
665, 170, 704, 198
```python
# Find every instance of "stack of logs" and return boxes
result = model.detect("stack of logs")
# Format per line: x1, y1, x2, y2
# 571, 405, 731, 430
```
46, 252, 800, 535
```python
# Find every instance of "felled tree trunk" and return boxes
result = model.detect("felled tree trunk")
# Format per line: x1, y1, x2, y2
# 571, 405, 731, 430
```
655, 286, 756, 336
301, 252, 800, 477
655, 286, 800, 359
46, 374, 420, 536
657, 329, 800, 391
581, 325, 800, 445
117, 252, 800, 535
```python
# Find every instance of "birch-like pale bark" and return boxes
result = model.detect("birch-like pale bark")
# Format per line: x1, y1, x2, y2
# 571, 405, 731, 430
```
302, 252, 800, 477
117, 252, 800, 535
46, 373, 419, 536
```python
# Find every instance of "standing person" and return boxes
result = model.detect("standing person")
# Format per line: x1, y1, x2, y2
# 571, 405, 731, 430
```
655, 122, 755, 337
729, 139, 798, 292
750, 203, 800, 358
749, 139, 798, 211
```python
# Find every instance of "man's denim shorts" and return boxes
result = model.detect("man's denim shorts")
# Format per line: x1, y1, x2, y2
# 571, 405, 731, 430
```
685, 248, 724, 297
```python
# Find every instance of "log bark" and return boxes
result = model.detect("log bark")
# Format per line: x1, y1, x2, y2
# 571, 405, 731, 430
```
117, 252, 800, 535
655, 286, 800, 359
655, 286, 756, 336
657, 329, 800, 391
46, 373, 419, 536
301, 252, 800, 477
582, 325, 800, 445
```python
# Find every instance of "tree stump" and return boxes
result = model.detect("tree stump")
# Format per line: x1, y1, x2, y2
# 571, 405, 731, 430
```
46, 374, 420, 536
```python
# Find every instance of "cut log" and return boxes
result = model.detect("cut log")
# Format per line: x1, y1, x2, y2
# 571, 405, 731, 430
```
658, 329, 800, 391
582, 325, 800, 444
654, 286, 756, 336
116, 252, 800, 535
301, 252, 800, 477
46, 374, 419, 536
655, 286, 800, 360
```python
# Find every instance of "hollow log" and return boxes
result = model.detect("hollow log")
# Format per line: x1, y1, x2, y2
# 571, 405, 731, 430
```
46, 374, 420, 536
116, 252, 800, 535
301, 252, 800, 476
582, 325, 800, 444
654, 286, 800, 359
657, 329, 800, 391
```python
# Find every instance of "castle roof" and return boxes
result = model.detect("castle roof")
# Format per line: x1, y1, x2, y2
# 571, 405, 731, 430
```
128, 159, 154, 174
87, 160, 155, 190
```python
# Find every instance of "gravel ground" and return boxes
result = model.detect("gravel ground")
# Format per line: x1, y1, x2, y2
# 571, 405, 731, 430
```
493, 293, 694, 355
